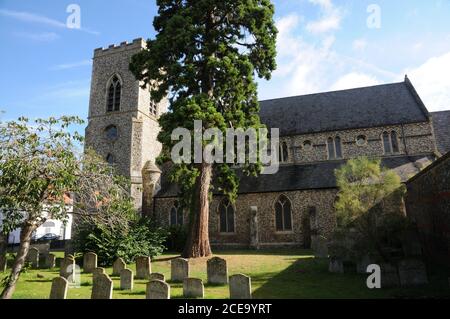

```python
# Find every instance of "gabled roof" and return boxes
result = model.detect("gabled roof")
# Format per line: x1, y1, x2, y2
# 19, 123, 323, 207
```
155, 155, 435, 197
431, 110, 450, 155
259, 77, 430, 136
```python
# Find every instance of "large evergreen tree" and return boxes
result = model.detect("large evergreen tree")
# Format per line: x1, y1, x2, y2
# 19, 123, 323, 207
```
130, 0, 277, 257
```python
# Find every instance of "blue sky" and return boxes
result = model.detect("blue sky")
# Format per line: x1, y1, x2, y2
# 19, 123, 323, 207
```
1, 0, 450, 127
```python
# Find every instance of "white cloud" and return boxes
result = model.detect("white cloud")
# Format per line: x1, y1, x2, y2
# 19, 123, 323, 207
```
330, 72, 380, 91
13, 31, 60, 42
306, 0, 342, 34
51, 60, 92, 71
352, 38, 367, 51
0, 9, 99, 35
405, 51, 450, 111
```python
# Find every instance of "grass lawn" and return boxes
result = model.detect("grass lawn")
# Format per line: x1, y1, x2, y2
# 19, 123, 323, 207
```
6, 249, 450, 299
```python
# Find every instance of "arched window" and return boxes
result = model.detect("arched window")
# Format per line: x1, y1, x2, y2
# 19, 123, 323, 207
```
170, 201, 183, 226
275, 195, 292, 231
107, 75, 121, 112
327, 137, 342, 159
279, 141, 289, 162
105, 125, 118, 141
382, 131, 400, 154
219, 198, 235, 233
106, 153, 114, 165
149, 100, 157, 116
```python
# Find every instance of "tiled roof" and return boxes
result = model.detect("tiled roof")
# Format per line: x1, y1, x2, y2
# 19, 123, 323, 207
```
431, 110, 450, 155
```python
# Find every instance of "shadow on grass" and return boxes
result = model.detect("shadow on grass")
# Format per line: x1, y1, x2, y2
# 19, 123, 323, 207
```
26, 279, 52, 283
120, 291, 145, 296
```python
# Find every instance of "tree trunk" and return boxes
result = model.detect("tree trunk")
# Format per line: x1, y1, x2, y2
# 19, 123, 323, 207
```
1, 224, 35, 299
182, 161, 213, 258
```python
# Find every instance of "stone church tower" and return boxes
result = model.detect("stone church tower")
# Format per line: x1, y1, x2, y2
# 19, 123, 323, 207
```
85, 38, 167, 211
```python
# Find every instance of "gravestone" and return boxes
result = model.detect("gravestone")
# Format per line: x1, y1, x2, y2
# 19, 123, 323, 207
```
311, 235, 328, 258
91, 273, 113, 299
49, 276, 68, 299
401, 230, 423, 257
398, 259, 428, 286
207, 257, 228, 284
135, 256, 151, 279
380, 263, 399, 288
146, 280, 170, 299
229, 274, 252, 299
27, 247, 39, 268
83, 252, 97, 273
45, 253, 56, 269
249, 206, 259, 249
328, 257, 344, 273
356, 255, 374, 274
183, 278, 204, 298
120, 268, 134, 290
60, 255, 75, 279
171, 258, 189, 282
0, 256, 7, 272
93, 267, 105, 281
149, 273, 165, 281
112, 257, 126, 276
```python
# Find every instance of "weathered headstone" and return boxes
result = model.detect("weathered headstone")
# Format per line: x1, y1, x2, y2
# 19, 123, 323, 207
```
183, 278, 204, 298
135, 256, 151, 279
398, 259, 428, 286
146, 280, 170, 299
229, 274, 252, 299
207, 257, 228, 284
91, 273, 113, 299
45, 253, 56, 269
27, 247, 39, 268
60, 255, 75, 279
120, 268, 134, 290
149, 273, 165, 281
311, 235, 328, 258
83, 252, 97, 273
249, 206, 259, 249
93, 267, 105, 281
171, 258, 189, 282
112, 257, 126, 276
49, 276, 68, 299
380, 263, 400, 288
328, 257, 344, 273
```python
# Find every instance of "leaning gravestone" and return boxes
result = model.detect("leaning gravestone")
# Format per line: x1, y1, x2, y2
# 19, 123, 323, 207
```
183, 278, 204, 298
91, 273, 113, 299
171, 258, 189, 282
380, 263, 399, 288
328, 257, 344, 273
229, 274, 252, 299
311, 235, 328, 258
149, 273, 165, 281
207, 257, 228, 284
83, 252, 97, 273
45, 253, 56, 269
49, 276, 68, 299
27, 247, 39, 268
146, 280, 170, 299
120, 268, 134, 290
398, 259, 428, 287
60, 255, 75, 279
112, 257, 126, 276
93, 267, 105, 281
135, 256, 151, 279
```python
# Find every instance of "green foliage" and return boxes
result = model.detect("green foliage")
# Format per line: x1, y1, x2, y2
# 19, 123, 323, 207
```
0, 116, 84, 233
73, 215, 168, 266
332, 157, 408, 260
130, 0, 278, 206
165, 225, 188, 252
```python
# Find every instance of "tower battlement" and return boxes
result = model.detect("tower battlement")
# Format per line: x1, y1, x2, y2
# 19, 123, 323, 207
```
93, 38, 146, 58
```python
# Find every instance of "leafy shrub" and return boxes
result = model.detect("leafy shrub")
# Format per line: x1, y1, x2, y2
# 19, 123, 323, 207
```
165, 225, 188, 253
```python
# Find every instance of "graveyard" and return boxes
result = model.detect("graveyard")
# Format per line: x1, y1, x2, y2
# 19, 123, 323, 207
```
7, 249, 450, 299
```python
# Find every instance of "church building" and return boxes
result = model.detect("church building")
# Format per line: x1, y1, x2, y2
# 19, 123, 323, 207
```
85, 39, 450, 249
